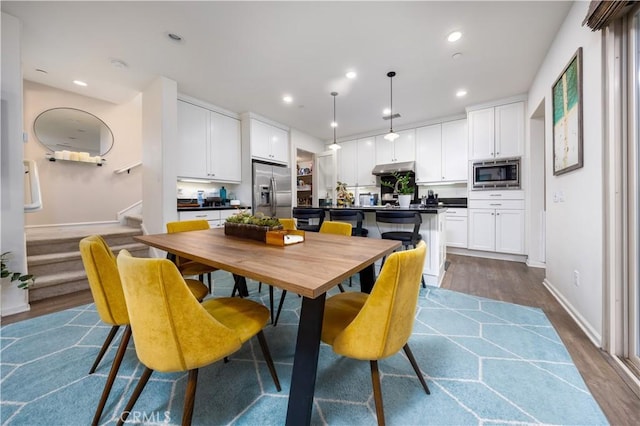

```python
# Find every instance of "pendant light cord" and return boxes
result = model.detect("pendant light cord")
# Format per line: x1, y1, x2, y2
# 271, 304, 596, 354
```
389, 74, 394, 132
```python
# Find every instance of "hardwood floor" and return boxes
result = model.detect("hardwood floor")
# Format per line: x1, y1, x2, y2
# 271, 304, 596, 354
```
2, 254, 639, 424
442, 254, 640, 426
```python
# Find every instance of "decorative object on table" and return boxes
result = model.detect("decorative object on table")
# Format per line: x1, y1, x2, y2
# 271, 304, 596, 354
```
265, 229, 306, 246
383, 71, 400, 142
335, 181, 354, 206
380, 171, 414, 207
328, 92, 341, 151
552, 47, 583, 176
225, 211, 283, 242
1, 251, 35, 289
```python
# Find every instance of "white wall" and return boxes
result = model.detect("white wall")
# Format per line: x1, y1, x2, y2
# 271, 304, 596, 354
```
291, 128, 324, 154
23, 81, 142, 226
1, 12, 29, 315
527, 1, 603, 343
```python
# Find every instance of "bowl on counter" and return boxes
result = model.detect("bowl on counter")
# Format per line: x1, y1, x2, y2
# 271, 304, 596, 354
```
230, 200, 241, 206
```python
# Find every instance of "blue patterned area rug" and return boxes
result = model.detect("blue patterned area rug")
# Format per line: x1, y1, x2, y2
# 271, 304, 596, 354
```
1, 272, 608, 425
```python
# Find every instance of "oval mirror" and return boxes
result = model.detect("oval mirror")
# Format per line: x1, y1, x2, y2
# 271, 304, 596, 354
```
33, 108, 114, 156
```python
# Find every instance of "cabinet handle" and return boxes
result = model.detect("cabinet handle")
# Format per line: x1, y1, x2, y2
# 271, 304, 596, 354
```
489, 194, 502, 197
491, 213, 495, 216
490, 203, 502, 206
195, 214, 207, 218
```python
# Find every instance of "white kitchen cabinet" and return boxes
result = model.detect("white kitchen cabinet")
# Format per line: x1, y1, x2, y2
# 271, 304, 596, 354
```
445, 208, 468, 248
178, 209, 237, 229
468, 194, 525, 254
337, 137, 376, 187
415, 119, 467, 184
177, 100, 241, 183
468, 101, 524, 160
375, 129, 415, 164
250, 119, 289, 165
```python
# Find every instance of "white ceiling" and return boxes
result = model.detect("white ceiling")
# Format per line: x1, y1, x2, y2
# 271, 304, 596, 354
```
2, 1, 573, 141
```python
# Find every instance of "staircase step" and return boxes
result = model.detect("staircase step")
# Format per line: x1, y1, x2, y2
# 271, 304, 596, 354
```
26, 225, 142, 256
27, 242, 149, 277
124, 214, 142, 228
28, 270, 90, 302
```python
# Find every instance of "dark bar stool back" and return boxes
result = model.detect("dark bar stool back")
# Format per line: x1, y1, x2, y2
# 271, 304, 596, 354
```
375, 210, 426, 287
292, 208, 325, 232
329, 209, 368, 237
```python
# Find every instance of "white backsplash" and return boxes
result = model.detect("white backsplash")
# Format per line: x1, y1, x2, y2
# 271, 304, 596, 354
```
177, 182, 241, 201
418, 182, 468, 199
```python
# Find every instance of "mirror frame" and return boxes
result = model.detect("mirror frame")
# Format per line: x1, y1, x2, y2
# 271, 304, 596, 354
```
33, 107, 114, 156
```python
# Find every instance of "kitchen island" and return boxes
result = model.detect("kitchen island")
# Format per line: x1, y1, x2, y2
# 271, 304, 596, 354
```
311, 205, 447, 287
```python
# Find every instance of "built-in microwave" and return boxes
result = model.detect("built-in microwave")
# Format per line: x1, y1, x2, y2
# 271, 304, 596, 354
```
472, 157, 520, 190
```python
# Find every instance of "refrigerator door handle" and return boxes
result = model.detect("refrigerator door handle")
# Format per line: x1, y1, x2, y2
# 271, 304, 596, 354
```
271, 176, 277, 216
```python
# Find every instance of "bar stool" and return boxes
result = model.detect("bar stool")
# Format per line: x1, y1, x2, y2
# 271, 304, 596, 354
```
375, 210, 426, 288
292, 207, 325, 232
329, 209, 369, 237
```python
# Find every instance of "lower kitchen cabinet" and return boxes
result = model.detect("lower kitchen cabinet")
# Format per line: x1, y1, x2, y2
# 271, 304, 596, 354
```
178, 209, 236, 229
445, 208, 467, 248
468, 206, 524, 254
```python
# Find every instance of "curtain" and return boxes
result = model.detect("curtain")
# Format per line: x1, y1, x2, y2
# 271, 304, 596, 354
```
583, 1, 634, 31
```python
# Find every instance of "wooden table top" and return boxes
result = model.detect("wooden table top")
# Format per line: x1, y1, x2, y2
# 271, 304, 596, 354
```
135, 228, 400, 298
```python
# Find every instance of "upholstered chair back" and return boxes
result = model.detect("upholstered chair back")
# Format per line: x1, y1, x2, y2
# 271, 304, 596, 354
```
116, 250, 241, 372
166, 219, 210, 233
79, 235, 129, 326
319, 220, 352, 236
331, 241, 427, 360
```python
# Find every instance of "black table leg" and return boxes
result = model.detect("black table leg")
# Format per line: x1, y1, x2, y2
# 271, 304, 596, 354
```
359, 263, 376, 294
285, 294, 326, 426
232, 274, 249, 297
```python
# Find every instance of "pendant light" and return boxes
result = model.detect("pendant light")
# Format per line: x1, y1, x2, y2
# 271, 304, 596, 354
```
328, 91, 342, 150
384, 71, 400, 142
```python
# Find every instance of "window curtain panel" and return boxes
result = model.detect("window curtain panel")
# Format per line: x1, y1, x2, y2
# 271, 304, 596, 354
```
583, 1, 634, 31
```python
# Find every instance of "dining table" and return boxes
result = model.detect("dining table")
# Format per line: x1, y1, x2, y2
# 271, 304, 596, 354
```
135, 227, 400, 425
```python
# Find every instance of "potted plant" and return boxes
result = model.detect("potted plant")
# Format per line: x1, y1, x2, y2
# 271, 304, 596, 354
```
381, 172, 414, 207
224, 210, 283, 242
1, 251, 35, 289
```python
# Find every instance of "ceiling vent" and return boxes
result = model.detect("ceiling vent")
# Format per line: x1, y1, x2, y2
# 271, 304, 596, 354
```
383, 113, 401, 120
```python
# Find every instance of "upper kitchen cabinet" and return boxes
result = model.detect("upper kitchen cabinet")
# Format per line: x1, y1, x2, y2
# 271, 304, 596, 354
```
177, 100, 241, 183
415, 119, 467, 184
250, 118, 289, 165
468, 101, 524, 160
337, 137, 376, 187
375, 129, 415, 164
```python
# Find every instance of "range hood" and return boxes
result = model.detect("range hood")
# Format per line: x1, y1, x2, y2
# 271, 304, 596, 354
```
371, 161, 415, 176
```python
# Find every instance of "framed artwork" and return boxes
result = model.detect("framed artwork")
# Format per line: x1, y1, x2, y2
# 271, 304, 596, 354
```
552, 47, 583, 176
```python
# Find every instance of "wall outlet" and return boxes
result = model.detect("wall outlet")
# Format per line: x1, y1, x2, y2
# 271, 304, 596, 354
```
573, 270, 580, 286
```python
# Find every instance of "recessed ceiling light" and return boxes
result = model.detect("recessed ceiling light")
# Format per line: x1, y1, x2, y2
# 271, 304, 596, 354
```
447, 31, 462, 42
283, 95, 293, 103
73, 80, 88, 87
452, 52, 463, 60
346, 71, 357, 79
456, 89, 467, 97
383, 108, 391, 115
167, 33, 183, 42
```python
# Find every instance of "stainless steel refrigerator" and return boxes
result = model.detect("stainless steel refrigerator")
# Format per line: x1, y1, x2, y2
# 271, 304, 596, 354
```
252, 160, 292, 218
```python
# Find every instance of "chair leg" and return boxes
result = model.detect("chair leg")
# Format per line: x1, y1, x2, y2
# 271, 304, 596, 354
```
349, 276, 352, 287
273, 290, 288, 326
182, 369, 199, 426
421, 274, 426, 288
116, 366, 153, 426
207, 272, 212, 294
337, 283, 345, 293
256, 330, 282, 391
92, 325, 131, 426
370, 360, 385, 426
269, 285, 274, 324
403, 344, 430, 395
89, 325, 120, 374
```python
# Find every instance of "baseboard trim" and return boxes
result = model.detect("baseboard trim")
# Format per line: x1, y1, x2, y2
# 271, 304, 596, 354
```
1, 302, 30, 317
25, 220, 120, 229
447, 247, 527, 263
542, 278, 602, 346
526, 259, 546, 269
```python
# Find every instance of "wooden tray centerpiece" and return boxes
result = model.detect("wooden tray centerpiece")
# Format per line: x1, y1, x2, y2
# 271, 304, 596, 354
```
224, 211, 283, 242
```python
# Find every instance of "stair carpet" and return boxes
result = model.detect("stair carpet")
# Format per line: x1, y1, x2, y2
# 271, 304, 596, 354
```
26, 221, 148, 302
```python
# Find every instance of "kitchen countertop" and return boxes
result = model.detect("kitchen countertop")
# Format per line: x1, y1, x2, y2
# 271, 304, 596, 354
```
311, 205, 448, 214
177, 205, 250, 212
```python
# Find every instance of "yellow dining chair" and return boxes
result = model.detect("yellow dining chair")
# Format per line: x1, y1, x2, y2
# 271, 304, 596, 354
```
116, 250, 281, 426
79, 235, 208, 426
279, 217, 297, 230
272, 220, 352, 326
166, 219, 217, 293
321, 241, 430, 426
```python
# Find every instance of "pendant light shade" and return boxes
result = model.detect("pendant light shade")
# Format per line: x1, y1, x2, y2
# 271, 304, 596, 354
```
329, 92, 341, 150
384, 71, 400, 142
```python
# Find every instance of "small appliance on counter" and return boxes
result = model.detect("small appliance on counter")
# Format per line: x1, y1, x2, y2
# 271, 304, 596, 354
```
423, 190, 439, 207
359, 193, 379, 206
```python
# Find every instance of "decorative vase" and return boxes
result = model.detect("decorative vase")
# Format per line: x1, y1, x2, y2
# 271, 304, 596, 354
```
224, 222, 283, 242
398, 194, 412, 208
